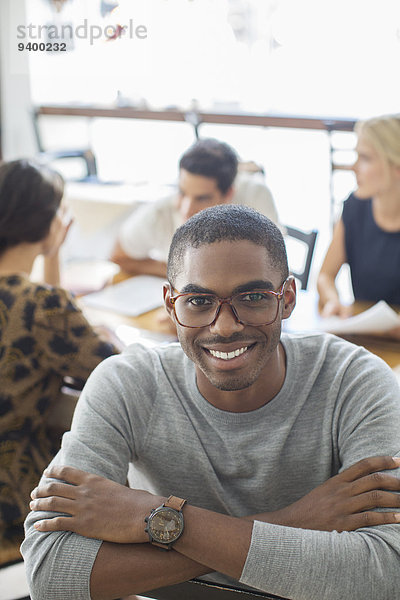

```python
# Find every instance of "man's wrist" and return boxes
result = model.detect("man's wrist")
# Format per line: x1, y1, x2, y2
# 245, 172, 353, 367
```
144, 495, 187, 549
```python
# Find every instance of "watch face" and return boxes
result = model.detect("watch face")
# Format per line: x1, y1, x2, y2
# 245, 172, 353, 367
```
148, 507, 184, 544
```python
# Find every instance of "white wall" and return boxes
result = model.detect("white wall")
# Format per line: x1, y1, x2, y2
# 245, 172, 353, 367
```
0, 0, 36, 159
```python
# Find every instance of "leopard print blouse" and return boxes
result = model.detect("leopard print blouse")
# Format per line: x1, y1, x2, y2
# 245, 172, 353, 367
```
0, 274, 117, 548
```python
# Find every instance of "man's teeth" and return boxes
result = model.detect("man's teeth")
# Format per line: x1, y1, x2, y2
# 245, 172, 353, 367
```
209, 346, 248, 360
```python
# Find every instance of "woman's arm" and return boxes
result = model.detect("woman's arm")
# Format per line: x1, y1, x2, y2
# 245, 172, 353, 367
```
317, 218, 351, 317
43, 251, 61, 286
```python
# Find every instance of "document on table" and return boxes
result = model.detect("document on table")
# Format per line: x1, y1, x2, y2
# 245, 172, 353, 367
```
285, 294, 400, 336
81, 275, 165, 316
320, 301, 400, 335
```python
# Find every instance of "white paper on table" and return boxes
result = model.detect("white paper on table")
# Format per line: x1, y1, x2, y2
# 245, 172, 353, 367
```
81, 275, 165, 316
320, 301, 400, 334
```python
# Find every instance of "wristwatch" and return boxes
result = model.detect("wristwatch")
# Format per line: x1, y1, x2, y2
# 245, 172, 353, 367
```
145, 495, 186, 549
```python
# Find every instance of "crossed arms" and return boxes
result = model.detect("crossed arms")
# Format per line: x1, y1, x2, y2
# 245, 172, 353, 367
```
25, 456, 400, 600
22, 345, 400, 600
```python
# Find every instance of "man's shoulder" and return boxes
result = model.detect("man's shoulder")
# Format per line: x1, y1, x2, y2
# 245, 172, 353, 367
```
233, 173, 273, 206
282, 330, 343, 348
123, 192, 177, 226
282, 331, 388, 371
84, 342, 189, 396
138, 192, 177, 217
282, 331, 397, 406
118, 192, 178, 258
232, 173, 280, 224
99, 341, 186, 374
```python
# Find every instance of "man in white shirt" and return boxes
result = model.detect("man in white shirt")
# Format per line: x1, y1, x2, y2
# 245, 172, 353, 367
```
111, 138, 279, 277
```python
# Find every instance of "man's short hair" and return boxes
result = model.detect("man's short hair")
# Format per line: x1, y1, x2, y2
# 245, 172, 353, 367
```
167, 204, 289, 285
179, 138, 238, 194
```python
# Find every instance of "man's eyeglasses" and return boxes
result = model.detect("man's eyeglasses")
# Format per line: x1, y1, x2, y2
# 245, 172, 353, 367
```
168, 278, 291, 328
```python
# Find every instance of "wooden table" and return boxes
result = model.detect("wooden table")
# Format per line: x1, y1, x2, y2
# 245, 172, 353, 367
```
0, 541, 24, 567
340, 299, 400, 369
329, 303, 400, 369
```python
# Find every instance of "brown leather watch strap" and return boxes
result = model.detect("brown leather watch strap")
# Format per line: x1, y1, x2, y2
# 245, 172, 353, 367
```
165, 495, 186, 511
152, 541, 171, 549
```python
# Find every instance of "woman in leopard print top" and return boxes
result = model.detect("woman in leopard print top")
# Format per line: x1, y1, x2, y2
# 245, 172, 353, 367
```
0, 160, 119, 551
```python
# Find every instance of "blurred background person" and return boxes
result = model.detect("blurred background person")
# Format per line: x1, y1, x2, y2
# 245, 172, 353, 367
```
0, 160, 120, 550
111, 138, 280, 277
317, 114, 400, 321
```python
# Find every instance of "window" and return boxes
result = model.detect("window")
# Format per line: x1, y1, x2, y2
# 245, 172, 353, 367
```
27, 0, 400, 117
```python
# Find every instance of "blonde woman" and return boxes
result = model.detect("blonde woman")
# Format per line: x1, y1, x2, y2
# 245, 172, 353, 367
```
317, 114, 400, 322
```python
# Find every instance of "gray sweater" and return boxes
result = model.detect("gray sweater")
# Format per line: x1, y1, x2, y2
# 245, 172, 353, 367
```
22, 333, 400, 599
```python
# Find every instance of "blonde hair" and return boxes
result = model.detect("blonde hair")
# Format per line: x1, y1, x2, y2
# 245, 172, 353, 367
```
355, 114, 400, 168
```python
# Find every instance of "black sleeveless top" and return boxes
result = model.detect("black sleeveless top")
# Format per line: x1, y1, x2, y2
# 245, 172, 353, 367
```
342, 193, 400, 304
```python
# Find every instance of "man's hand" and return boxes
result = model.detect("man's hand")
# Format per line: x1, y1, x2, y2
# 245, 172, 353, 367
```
30, 466, 163, 543
253, 456, 400, 532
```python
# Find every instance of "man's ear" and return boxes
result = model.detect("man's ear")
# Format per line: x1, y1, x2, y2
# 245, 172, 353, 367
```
163, 283, 175, 320
282, 276, 296, 320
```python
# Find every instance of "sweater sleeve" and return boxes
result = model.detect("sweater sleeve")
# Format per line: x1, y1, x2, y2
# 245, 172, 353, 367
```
241, 519, 400, 600
240, 352, 400, 600
21, 349, 153, 600
118, 196, 175, 260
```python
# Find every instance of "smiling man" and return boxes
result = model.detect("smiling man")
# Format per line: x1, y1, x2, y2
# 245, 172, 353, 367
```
23, 206, 400, 600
